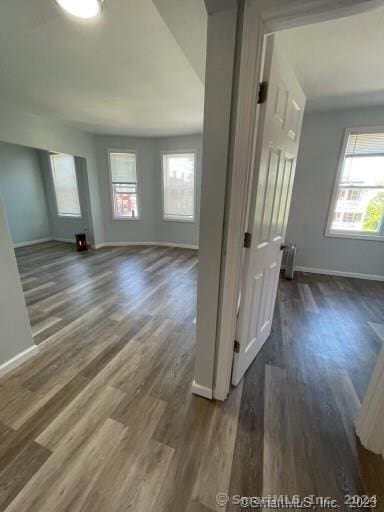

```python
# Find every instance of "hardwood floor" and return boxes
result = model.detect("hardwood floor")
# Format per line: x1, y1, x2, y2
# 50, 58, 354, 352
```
0, 241, 383, 511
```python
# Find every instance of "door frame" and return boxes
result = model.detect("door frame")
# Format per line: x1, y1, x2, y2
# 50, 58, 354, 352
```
212, 0, 381, 400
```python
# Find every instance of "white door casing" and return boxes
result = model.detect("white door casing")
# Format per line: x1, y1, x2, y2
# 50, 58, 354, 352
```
356, 345, 384, 458
232, 35, 306, 386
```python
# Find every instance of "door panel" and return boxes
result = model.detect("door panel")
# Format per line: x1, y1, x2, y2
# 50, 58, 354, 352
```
273, 83, 288, 127
288, 99, 302, 141
277, 158, 294, 234
260, 148, 280, 242
232, 35, 306, 386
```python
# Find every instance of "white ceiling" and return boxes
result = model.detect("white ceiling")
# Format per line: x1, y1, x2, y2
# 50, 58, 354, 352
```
276, 6, 384, 112
0, 0, 207, 136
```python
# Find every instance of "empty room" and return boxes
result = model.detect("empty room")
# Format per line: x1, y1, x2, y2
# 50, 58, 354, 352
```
0, 1, 384, 511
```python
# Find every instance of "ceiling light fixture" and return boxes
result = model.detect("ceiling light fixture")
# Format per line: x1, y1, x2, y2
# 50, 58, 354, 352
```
55, 0, 104, 19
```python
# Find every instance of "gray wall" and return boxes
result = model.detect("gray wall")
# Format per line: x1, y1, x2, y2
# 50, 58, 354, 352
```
286, 107, 384, 277
38, 152, 92, 242
0, 197, 35, 367
154, 135, 202, 246
0, 101, 104, 246
0, 142, 51, 245
93, 134, 202, 247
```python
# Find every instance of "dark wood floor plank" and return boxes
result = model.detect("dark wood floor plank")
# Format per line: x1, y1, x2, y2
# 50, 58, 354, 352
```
36, 378, 124, 452
0, 375, 89, 469
0, 441, 51, 512
79, 314, 152, 380
6, 418, 127, 512
153, 396, 215, 512
192, 382, 243, 510
263, 365, 296, 496
80, 395, 168, 512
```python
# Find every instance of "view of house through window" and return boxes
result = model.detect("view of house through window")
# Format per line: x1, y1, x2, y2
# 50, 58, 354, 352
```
328, 131, 384, 237
50, 153, 81, 217
109, 151, 138, 219
162, 152, 195, 221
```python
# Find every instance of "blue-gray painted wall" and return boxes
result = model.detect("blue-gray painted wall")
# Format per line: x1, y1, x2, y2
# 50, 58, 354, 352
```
93, 134, 202, 247
0, 141, 51, 245
0, 102, 104, 246
286, 108, 384, 277
0, 134, 203, 248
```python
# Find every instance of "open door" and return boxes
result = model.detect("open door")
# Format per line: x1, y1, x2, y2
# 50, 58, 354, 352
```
232, 35, 306, 385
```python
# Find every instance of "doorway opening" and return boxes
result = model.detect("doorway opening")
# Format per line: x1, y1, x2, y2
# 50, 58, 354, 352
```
212, 3, 384, 501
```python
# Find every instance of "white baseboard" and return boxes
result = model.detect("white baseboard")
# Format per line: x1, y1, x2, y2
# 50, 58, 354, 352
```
0, 345, 39, 378
191, 379, 213, 400
157, 242, 198, 250
52, 238, 75, 244
15, 238, 197, 251
95, 241, 198, 250
294, 265, 384, 282
14, 237, 53, 248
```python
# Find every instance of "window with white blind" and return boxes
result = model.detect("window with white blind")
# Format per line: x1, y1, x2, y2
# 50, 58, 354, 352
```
109, 151, 139, 219
162, 152, 196, 222
50, 153, 81, 217
326, 129, 384, 240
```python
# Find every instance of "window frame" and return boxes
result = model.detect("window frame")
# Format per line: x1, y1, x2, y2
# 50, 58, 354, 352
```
161, 150, 197, 223
325, 126, 384, 242
49, 152, 82, 219
107, 149, 140, 221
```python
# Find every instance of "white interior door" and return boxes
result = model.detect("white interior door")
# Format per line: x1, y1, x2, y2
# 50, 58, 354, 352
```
232, 35, 306, 386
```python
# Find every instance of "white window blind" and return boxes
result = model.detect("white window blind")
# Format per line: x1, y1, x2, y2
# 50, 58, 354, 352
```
327, 130, 384, 239
50, 153, 81, 217
162, 152, 195, 221
109, 152, 138, 219
346, 132, 384, 156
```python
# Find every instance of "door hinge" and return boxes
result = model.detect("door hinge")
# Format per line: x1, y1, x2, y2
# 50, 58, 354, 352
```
244, 232, 252, 248
234, 340, 240, 353
258, 81, 268, 104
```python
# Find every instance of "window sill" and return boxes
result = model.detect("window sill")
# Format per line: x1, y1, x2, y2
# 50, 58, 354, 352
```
325, 231, 384, 242
163, 217, 195, 223
113, 217, 141, 221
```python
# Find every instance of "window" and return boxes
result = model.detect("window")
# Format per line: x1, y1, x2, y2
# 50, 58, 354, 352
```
109, 151, 138, 219
50, 153, 81, 217
348, 189, 361, 201
327, 130, 384, 239
162, 152, 195, 221
343, 212, 362, 223
343, 212, 354, 223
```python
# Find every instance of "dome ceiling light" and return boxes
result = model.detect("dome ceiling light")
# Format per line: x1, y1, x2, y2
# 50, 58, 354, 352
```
55, 0, 104, 19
